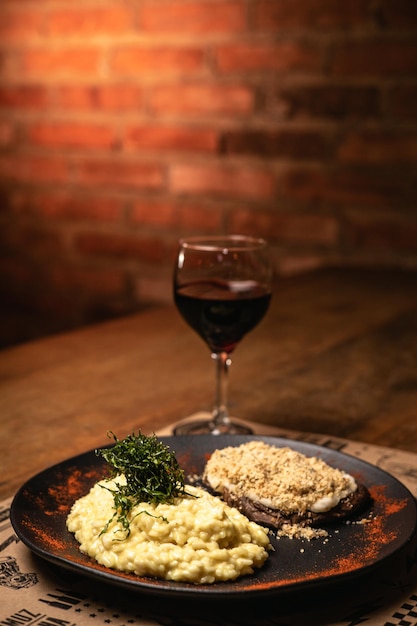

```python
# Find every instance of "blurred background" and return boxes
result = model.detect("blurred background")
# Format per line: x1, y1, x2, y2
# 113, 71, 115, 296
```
1, 0, 416, 348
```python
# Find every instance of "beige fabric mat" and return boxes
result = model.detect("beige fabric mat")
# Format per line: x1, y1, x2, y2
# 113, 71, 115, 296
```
2, 416, 417, 625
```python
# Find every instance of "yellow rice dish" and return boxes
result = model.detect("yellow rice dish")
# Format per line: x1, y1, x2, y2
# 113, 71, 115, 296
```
66, 478, 271, 584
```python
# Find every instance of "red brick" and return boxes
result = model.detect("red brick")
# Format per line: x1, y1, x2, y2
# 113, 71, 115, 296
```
47, 266, 125, 296
387, 84, 417, 120
345, 213, 417, 252
55, 85, 143, 112
2, 224, 64, 259
131, 202, 177, 228
1, 0, 416, 291
76, 232, 170, 264
0, 85, 50, 109
0, 257, 33, 291
282, 166, 413, 207
338, 131, 417, 163
9, 191, 123, 222
111, 46, 204, 76
21, 47, 101, 77
272, 84, 380, 120
170, 163, 276, 200
0, 154, 69, 184
376, 0, 417, 27
131, 200, 223, 231
26, 291, 79, 321
222, 129, 329, 159
150, 84, 254, 116
27, 122, 116, 150
331, 40, 417, 76
0, 121, 15, 148
254, 0, 369, 30
215, 42, 321, 73
24, 264, 129, 322
75, 159, 165, 190
124, 125, 218, 153
230, 208, 339, 245
176, 203, 224, 232
47, 6, 134, 36
139, 1, 246, 34
0, 9, 43, 41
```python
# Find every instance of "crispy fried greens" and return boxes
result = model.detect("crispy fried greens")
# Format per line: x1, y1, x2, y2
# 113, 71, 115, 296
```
96, 431, 187, 536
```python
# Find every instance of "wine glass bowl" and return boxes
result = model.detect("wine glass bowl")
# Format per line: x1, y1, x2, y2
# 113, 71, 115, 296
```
173, 235, 272, 435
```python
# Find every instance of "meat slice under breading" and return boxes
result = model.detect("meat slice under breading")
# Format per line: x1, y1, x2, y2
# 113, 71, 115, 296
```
202, 441, 372, 532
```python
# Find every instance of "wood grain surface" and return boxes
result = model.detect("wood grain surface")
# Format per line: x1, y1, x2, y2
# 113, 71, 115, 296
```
1, 267, 417, 500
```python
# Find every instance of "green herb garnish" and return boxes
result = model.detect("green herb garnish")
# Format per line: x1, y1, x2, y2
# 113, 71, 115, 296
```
96, 431, 186, 537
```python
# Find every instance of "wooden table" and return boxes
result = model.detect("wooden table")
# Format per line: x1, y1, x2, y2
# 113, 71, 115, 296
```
1, 267, 417, 501
2, 266, 417, 626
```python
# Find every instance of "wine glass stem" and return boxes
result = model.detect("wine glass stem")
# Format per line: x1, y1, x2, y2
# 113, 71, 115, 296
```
212, 351, 232, 428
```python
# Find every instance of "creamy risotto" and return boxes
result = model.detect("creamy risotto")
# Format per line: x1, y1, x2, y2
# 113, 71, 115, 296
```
66, 478, 271, 584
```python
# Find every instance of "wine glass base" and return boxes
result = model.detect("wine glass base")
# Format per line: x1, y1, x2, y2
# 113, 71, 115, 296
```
173, 419, 253, 435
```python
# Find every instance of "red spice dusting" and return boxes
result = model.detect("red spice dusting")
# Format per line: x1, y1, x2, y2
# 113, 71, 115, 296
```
370, 484, 408, 515
318, 486, 407, 577
47, 467, 98, 513
22, 516, 66, 554
16, 450, 415, 594
243, 481, 412, 592
177, 452, 194, 473
19, 464, 105, 561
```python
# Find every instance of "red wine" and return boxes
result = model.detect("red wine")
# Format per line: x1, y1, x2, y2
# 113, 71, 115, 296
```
174, 279, 271, 353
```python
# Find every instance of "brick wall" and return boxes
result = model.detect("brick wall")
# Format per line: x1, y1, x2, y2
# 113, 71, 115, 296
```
1, 0, 417, 342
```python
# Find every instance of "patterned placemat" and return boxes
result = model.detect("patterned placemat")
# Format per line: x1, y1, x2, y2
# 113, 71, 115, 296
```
2, 417, 417, 626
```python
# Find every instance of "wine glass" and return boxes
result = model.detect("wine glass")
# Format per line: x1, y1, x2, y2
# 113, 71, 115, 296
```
173, 235, 272, 435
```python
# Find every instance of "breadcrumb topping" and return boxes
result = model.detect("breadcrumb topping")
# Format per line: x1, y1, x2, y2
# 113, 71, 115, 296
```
203, 441, 357, 515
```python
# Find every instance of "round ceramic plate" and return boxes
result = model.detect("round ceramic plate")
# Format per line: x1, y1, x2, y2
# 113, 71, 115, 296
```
10, 435, 417, 598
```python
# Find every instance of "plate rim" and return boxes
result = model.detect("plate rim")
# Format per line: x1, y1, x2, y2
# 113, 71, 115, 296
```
10, 434, 417, 599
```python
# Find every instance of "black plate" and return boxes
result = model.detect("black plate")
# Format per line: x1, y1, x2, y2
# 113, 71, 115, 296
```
10, 435, 417, 599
